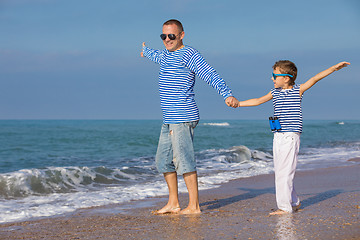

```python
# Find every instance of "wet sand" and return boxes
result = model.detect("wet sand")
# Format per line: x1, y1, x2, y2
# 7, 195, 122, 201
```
1, 163, 359, 239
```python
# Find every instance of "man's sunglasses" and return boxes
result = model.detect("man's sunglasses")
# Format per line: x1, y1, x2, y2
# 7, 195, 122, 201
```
272, 73, 293, 80
160, 34, 178, 40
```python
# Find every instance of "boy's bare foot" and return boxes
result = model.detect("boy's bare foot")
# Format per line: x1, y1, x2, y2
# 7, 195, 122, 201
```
179, 207, 201, 215
152, 206, 181, 215
269, 209, 290, 216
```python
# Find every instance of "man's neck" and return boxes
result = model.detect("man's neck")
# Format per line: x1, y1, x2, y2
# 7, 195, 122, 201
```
170, 44, 185, 52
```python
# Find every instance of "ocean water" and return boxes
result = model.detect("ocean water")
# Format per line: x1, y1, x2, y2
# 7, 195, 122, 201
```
0, 120, 359, 223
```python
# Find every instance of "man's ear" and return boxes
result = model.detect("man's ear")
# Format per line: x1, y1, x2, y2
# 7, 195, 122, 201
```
180, 31, 185, 40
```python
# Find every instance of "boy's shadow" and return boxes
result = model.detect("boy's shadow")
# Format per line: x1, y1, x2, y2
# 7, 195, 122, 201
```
200, 187, 274, 210
300, 189, 343, 208
200, 188, 345, 211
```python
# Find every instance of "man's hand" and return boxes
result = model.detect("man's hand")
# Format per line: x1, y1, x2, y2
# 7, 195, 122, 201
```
140, 42, 145, 57
225, 96, 239, 108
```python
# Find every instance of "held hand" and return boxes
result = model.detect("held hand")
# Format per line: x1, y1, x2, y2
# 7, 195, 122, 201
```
333, 61, 350, 71
140, 42, 145, 57
225, 96, 239, 108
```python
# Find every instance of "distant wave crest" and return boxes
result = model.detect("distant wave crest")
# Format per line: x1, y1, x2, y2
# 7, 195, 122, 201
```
203, 122, 230, 127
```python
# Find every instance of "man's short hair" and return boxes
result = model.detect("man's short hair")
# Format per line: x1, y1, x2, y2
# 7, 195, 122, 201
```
273, 60, 298, 85
163, 19, 184, 32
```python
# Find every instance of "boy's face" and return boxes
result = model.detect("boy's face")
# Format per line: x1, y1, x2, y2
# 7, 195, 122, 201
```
272, 67, 292, 89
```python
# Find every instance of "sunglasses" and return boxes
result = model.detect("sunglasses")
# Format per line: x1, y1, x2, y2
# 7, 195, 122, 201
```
160, 33, 178, 40
272, 73, 293, 80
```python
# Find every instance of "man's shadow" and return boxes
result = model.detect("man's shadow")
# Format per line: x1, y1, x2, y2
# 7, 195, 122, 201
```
200, 187, 274, 210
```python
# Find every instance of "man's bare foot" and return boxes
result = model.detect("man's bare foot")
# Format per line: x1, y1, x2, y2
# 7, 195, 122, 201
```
269, 209, 290, 216
179, 207, 201, 215
152, 205, 181, 215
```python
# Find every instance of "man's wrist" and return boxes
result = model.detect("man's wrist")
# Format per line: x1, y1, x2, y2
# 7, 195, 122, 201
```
224, 94, 233, 101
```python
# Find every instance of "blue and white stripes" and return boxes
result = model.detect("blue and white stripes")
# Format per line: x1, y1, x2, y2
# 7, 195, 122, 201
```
271, 85, 303, 133
143, 45, 233, 124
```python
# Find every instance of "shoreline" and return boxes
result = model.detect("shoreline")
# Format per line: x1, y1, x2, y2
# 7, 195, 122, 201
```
1, 163, 359, 239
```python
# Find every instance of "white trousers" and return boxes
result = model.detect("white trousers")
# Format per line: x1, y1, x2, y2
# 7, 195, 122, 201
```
273, 132, 301, 212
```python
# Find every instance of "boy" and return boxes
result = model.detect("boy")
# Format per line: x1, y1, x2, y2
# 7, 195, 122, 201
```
237, 60, 350, 215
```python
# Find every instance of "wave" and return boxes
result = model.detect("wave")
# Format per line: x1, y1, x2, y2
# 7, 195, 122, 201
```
0, 166, 153, 199
1, 142, 357, 201
0, 177, 169, 223
297, 142, 360, 170
0, 143, 357, 223
0, 145, 273, 200
0, 145, 276, 223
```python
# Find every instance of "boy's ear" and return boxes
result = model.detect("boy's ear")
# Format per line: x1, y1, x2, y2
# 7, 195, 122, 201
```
284, 76, 291, 83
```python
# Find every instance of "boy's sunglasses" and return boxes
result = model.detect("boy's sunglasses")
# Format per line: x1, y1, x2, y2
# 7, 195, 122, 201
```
160, 34, 177, 40
272, 73, 293, 80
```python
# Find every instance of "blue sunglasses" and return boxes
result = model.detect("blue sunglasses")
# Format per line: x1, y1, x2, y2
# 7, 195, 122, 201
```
272, 73, 293, 80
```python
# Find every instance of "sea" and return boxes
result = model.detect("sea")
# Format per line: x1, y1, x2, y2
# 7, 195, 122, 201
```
0, 119, 359, 223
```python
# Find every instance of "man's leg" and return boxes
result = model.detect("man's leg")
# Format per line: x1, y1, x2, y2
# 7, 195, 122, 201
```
154, 124, 180, 214
180, 171, 201, 214
168, 121, 199, 214
154, 171, 181, 214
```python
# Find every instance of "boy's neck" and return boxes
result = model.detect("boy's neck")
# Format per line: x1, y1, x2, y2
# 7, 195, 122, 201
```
281, 84, 293, 90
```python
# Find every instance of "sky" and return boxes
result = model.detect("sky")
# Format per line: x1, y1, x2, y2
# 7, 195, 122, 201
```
0, 0, 359, 120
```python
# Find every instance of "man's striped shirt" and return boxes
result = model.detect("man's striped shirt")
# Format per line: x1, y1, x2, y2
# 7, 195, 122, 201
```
271, 85, 303, 133
143, 45, 233, 124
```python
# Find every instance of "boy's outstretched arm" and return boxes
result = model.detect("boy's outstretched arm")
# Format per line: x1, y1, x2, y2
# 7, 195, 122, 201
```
237, 92, 272, 107
299, 61, 350, 96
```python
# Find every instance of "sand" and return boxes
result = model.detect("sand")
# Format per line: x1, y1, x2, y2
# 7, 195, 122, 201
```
1, 163, 359, 240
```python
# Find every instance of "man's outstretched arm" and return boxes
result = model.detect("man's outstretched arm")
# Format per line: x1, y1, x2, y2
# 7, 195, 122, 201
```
140, 42, 145, 57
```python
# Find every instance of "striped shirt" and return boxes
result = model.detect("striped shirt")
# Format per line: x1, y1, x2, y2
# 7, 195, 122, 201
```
143, 45, 233, 124
271, 85, 303, 133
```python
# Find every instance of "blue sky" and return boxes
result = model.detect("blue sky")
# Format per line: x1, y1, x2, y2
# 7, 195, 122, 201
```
1, 0, 359, 120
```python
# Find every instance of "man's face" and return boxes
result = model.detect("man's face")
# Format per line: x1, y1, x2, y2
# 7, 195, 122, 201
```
162, 24, 184, 52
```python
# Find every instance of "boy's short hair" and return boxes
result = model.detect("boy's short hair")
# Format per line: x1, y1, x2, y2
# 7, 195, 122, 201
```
163, 19, 184, 32
273, 60, 297, 85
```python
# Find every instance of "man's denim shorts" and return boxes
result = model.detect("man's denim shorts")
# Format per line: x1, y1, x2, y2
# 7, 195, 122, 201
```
155, 121, 198, 175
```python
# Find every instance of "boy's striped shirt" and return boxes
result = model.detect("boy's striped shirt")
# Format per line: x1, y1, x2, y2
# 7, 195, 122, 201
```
271, 85, 303, 133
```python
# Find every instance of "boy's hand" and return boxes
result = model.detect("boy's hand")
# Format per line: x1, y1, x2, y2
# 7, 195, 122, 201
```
140, 42, 145, 57
333, 61, 350, 71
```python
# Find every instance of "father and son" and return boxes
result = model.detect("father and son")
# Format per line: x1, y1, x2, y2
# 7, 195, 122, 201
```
140, 19, 350, 215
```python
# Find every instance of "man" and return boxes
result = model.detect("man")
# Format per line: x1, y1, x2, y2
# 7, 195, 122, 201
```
141, 19, 238, 214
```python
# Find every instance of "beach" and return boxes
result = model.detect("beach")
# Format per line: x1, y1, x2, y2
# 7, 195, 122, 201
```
1, 161, 359, 240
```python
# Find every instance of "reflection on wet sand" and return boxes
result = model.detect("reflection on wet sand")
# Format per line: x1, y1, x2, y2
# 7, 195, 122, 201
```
275, 214, 297, 240
167, 214, 202, 240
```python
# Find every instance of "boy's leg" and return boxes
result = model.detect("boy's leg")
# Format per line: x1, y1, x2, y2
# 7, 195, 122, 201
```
273, 132, 300, 213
